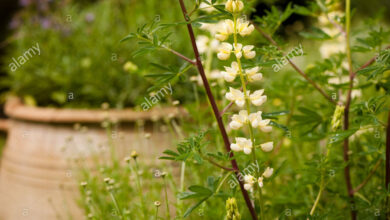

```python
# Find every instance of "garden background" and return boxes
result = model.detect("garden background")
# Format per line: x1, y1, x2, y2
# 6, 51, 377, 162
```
0, 0, 389, 219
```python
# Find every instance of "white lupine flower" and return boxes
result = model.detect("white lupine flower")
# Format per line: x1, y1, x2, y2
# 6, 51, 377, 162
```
199, 0, 216, 13
226, 87, 246, 107
245, 67, 262, 81
229, 110, 248, 130
215, 19, 234, 41
233, 43, 243, 59
243, 45, 256, 59
262, 167, 273, 178
259, 119, 272, 132
243, 174, 255, 191
249, 89, 267, 106
247, 111, 265, 126
200, 22, 219, 35
217, 43, 233, 60
221, 62, 239, 82
258, 177, 264, 188
196, 35, 210, 54
260, 142, 273, 152
236, 19, 254, 36
210, 39, 220, 52
225, 0, 244, 13
230, 137, 252, 154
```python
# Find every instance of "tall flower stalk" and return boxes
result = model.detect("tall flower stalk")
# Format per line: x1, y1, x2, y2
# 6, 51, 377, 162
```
217, 0, 275, 219
177, 0, 257, 218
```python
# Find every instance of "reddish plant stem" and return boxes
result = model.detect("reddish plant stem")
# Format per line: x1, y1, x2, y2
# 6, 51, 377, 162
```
177, 1, 257, 219
386, 110, 390, 218
343, 78, 356, 219
351, 159, 381, 194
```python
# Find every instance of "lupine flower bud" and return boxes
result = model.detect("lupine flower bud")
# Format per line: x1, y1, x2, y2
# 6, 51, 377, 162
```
225, 0, 244, 13
226, 197, 241, 220
331, 105, 345, 131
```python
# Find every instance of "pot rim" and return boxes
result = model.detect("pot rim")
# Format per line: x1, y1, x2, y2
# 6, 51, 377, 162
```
5, 97, 186, 123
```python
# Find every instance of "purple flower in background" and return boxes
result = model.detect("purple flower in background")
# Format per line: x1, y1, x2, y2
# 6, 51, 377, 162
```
40, 17, 52, 29
19, 0, 33, 7
85, 13, 95, 23
9, 18, 21, 29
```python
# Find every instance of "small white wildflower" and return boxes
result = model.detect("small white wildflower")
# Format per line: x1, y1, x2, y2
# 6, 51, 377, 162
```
258, 177, 264, 188
196, 35, 210, 54
245, 67, 262, 81
260, 142, 274, 152
230, 137, 252, 154
215, 19, 234, 41
229, 110, 248, 130
262, 167, 274, 178
242, 45, 256, 59
243, 174, 255, 191
249, 89, 267, 106
225, 0, 244, 13
221, 61, 239, 82
217, 42, 233, 60
225, 87, 246, 107
236, 18, 254, 37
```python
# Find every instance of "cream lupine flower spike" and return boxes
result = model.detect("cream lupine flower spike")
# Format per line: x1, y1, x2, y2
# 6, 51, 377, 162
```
218, 0, 274, 191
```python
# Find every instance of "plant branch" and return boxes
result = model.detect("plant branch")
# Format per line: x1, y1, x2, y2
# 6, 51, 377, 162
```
162, 45, 197, 65
252, 23, 337, 105
351, 159, 382, 194
205, 156, 237, 172
137, 35, 196, 65
343, 0, 357, 218
177, 1, 257, 219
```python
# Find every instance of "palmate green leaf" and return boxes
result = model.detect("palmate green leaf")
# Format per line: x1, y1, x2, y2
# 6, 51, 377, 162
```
263, 110, 289, 119
183, 197, 209, 218
188, 185, 213, 196
329, 129, 358, 144
299, 27, 331, 40
119, 33, 136, 43
269, 121, 289, 132
293, 5, 315, 16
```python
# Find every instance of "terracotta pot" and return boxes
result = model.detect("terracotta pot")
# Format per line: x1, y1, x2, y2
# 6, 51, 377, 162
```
0, 98, 184, 220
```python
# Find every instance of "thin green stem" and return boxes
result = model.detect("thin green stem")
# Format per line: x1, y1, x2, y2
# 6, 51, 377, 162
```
163, 177, 171, 220
132, 160, 147, 218
155, 206, 159, 220
309, 147, 330, 216
216, 171, 234, 193
109, 192, 123, 219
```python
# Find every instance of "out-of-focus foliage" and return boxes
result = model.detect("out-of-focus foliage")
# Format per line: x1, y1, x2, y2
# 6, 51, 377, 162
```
2, 0, 195, 108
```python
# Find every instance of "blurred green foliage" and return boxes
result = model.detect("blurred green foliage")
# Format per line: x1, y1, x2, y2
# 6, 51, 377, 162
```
2, 0, 195, 108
